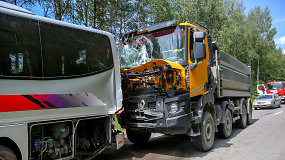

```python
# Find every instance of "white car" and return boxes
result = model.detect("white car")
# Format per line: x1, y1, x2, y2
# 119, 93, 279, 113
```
253, 94, 281, 109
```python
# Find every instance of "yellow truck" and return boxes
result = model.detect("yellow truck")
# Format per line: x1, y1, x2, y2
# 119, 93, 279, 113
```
118, 20, 253, 151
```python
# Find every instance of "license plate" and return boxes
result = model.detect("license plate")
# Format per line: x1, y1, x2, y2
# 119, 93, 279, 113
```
115, 132, 124, 149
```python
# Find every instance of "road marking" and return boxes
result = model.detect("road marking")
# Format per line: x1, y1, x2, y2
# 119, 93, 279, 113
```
274, 111, 283, 116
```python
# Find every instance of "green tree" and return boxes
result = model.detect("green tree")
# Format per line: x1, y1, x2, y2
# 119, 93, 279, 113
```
247, 7, 278, 84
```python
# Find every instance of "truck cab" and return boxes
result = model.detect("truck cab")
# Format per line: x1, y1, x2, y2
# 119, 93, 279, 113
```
257, 84, 266, 95
266, 81, 285, 103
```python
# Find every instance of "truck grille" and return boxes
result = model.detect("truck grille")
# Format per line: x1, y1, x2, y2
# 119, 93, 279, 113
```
126, 102, 156, 111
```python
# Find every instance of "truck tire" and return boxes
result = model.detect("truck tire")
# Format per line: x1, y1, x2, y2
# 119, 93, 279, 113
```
192, 111, 215, 151
247, 101, 253, 125
0, 145, 17, 160
218, 109, 232, 139
126, 129, 151, 145
236, 103, 247, 129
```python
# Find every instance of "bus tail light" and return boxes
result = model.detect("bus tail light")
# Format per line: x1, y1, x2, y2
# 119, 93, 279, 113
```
115, 106, 124, 116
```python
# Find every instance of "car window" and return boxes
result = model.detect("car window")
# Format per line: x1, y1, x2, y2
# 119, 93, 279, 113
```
257, 95, 273, 99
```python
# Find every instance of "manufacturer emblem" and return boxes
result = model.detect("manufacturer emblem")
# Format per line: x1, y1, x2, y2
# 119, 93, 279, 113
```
139, 100, 146, 109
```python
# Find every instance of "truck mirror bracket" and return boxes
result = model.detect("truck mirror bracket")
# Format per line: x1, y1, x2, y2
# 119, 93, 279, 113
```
190, 59, 198, 70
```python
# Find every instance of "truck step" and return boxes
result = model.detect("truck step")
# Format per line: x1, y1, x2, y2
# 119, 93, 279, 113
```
234, 106, 241, 110
191, 116, 201, 124
233, 116, 240, 122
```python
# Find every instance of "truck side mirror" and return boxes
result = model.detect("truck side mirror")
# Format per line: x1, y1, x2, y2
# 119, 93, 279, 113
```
194, 42, 206, 60
194, 31, 206, 41
190, 31, 206, 70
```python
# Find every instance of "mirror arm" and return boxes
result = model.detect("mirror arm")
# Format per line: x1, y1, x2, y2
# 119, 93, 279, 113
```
190, 59, 198, 70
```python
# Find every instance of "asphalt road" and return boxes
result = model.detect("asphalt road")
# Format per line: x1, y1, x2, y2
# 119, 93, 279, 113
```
97, 104, 285, 160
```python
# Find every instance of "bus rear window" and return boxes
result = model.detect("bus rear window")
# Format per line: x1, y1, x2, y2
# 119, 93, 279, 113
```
0, 13, 113, 79
0, 13, 42, 78
40, 22, 113, 78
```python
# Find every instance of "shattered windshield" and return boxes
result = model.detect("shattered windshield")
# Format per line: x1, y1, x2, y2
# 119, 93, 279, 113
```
119, 26, 185, 68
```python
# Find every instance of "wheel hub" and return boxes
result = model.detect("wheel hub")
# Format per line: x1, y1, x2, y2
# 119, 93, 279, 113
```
243, 108, 247, 124
205, 120, 212, 141
226, 117, 231, 131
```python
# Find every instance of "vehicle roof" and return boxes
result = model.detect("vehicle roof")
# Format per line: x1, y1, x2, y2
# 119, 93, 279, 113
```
259, 93, 274, 96
267, 81, 285, 84
0, 1, 113, 38
121, 20, 207, 39
0, 1, 34, 15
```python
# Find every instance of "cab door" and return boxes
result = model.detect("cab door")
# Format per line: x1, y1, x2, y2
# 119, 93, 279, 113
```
187, 29, 209, 98
257, 84, 265, 95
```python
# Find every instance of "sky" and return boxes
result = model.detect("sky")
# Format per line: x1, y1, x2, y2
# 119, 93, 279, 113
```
26, 0, 285, 54
243, 0, 285, 54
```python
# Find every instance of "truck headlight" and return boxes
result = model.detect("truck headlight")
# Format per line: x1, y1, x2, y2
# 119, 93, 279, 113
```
167, 101, 187, 114
179, 101, 186, 109
169, 102, 179, 114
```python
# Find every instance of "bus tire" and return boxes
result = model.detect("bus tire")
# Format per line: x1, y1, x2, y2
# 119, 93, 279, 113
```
237, 103, 247, 129
0, 145, 17, 160
192, 111, 215, 151
218, 109, 232, 139
126, 129, 151, 145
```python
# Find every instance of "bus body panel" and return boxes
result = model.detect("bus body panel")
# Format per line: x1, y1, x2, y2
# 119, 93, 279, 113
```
105, 30, 123, 111
0, 123, 29, 159
0, 69, 116, 123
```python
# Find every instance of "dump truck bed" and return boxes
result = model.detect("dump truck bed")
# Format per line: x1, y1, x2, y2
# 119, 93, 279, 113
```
212, 42, 252, 98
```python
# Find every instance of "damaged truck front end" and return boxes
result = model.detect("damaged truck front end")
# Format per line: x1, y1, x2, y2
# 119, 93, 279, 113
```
121, 60, 192, 135
119, 24, 192, 136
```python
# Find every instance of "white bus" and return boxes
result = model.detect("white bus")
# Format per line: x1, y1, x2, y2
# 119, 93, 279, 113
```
0, 2, 123, 159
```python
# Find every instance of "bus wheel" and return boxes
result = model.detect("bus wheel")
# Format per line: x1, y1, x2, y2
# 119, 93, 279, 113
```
218, 109, 232, 139
192, 111, 215, 151
126, 129, 151, 145
0, 145, 17, 160
237, 103, 247, 129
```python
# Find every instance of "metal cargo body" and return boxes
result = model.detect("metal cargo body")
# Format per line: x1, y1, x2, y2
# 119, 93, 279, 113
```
212, 43, 252, 98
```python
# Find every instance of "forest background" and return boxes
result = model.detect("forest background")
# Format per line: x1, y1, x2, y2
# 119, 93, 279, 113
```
2, 0, 285, 97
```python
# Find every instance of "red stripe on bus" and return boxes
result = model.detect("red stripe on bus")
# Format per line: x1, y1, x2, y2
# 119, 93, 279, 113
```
0, 95, 43, 112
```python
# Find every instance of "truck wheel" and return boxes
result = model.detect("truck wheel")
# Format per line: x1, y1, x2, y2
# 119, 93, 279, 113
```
236, 103, 247, 129
0, 145, 17, 160
192, 111, 215, 151
218, 109, 232, 139
247, 102, 253, 125
126, 129, 151, 145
